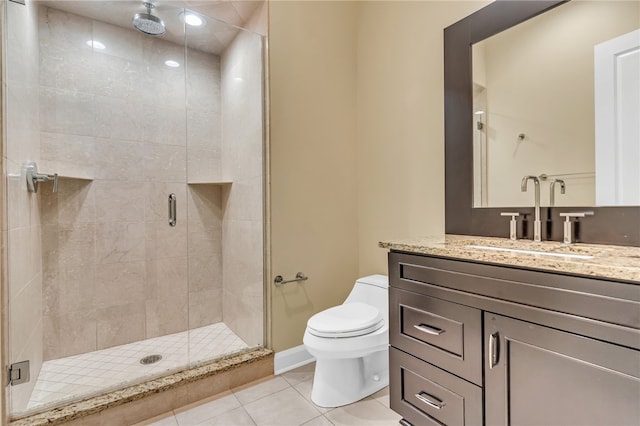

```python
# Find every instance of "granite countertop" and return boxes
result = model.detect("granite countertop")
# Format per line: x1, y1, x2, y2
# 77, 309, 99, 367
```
379, 234, 640, 283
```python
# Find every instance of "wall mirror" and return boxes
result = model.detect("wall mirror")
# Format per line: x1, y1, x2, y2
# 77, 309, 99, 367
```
444, 0, 640, 246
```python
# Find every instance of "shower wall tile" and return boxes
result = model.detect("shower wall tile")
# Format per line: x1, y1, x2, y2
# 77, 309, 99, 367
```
187, 185, 224, 225
143, 143, 187, 183
188, 148, 222, 183
92, 20, 143, 62
93, 139, 147, 181
52, 179, 95, 226
189, 254, 222, 294
187, 109, 221, 149
222, 177, 263, 223
39, 87, 95, 136
4, 0, 45, 398
6, 165, 35, 230
7, 226, 42, 298
186, 185, 223, 332
6, 83, 41, 165
92, 53, 144, 101
9, 272, 43, 361
189, 288, 223, 329
43, 263, 96, 316
43, 310, 97, 360
40, 133, 95, 179
95, 261, 147, 308
94, 181, 146, 223
96, 302, 146, 350
38, 6, 93, 54
94, 95, 145, 142
144, 66, 187, 110
57, 225, 96, 268
145, 221, 188, 260
96, 222, 146, 264
142, 105, 187, 146
187, 55, 221, 112
39, 46, 94, 94
221, 28, 264, 346
145, 257, 189, 338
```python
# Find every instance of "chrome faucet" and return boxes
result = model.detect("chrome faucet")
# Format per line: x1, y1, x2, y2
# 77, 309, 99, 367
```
549, 179, 565, 207
521, 175, 541, 242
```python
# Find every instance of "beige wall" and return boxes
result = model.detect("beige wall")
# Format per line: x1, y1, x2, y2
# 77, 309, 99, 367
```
269, 1, 486, 352
356, 1, 487, 275
269, 1, 359, 352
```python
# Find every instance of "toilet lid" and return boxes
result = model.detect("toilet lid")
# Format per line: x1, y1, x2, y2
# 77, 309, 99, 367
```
307, 302, 384, 338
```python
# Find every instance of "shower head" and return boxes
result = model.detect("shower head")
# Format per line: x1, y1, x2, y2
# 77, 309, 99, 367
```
132, 2, 166, 36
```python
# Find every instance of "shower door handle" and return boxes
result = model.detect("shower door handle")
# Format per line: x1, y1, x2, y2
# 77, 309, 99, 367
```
168, 193, 176, 227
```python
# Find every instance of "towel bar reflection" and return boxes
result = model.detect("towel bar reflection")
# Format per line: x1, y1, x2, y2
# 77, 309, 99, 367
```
168, 193, 176, 227
274, 272, 308, 286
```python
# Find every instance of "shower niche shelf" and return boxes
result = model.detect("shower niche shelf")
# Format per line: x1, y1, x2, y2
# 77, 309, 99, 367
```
187, 181, 233, 186
37, 161, 94, 181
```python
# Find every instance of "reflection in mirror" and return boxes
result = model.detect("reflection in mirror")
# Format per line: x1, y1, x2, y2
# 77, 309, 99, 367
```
472, 1, 639, 208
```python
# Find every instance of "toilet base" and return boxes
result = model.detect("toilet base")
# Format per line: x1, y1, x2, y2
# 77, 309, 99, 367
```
310, 349, 389, 408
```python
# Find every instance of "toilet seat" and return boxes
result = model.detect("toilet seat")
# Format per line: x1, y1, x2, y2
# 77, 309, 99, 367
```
307, 302, 384, 338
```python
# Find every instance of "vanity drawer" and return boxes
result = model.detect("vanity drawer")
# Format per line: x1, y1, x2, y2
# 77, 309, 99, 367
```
390, 347, 482, 426
390, 287, 482, 385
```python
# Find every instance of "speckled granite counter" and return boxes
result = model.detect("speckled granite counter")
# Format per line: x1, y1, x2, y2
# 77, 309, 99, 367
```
380, 235, 640, 283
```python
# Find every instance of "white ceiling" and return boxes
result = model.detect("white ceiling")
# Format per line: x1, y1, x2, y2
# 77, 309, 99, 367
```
37, 0, 264, 54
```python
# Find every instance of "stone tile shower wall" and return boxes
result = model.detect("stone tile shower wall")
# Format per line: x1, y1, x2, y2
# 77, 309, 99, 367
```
38, 7, 225, 360
221, 29, 264, 346
4, 0, 44, 413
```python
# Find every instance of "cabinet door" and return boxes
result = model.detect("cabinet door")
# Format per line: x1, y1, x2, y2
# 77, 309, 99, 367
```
485, 313, 640, 426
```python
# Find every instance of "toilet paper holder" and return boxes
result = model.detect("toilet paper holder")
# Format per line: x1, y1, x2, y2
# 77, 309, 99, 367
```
274, 272, 308, 286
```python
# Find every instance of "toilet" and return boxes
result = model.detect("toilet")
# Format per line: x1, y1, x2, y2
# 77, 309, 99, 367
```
303, 274, 389, 408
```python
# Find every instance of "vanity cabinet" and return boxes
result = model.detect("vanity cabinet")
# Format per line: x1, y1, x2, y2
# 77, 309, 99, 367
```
388, 252, 640, 426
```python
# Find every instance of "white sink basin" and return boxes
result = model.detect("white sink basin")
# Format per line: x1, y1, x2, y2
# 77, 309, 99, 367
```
466, 244, 594, 260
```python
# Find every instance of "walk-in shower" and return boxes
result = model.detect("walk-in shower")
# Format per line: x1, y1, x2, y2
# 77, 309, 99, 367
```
2, 0, 265, 420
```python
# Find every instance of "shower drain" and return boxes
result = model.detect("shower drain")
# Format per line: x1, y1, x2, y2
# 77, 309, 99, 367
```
140, 354, 163, 365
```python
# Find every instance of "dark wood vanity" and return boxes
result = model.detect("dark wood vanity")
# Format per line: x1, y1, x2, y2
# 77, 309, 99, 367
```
387, 250, 640, 426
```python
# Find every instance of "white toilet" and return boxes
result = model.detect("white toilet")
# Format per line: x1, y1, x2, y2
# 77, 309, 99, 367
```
303, 274, 389, 408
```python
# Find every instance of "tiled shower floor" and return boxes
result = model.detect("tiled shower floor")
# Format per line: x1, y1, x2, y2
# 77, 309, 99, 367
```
25, 323, 249, 412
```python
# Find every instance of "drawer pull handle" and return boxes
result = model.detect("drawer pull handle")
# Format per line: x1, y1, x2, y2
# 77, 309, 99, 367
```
415, 391, 446, 410
413, 323, 445, 336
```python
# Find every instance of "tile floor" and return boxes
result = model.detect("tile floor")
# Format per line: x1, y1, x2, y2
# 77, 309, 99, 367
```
24, 323, 249, 414
136, 362, 402, 426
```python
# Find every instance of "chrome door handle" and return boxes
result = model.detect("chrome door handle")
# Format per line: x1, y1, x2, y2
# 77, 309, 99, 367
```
489, 332, 500, 369
415, 392, 446, 410
413, 324, 445, 336
168, 193, 176, 227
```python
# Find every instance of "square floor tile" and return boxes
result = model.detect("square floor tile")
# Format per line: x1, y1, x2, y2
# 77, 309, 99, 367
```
243, 387, 322, 426
280, 362, 316, 386
175, 392, 241, 425
324, 398, 402, 426
194, 406, 256, 426
233, 376, 291, 405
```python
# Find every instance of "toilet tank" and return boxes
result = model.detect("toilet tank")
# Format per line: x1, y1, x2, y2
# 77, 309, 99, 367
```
344, 275, 389, 320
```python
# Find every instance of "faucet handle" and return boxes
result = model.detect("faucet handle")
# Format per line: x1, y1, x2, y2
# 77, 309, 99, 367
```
500, 212, 520, 240
559, 212, 594, 244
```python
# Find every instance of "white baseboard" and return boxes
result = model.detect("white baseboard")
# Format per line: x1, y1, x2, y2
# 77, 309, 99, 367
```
274, 345, 315, 375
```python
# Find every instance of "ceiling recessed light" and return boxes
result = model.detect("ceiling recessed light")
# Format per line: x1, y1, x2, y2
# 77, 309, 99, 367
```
165, 60, 180, 68
86, 40, 106, 50
184, 12, 204, 27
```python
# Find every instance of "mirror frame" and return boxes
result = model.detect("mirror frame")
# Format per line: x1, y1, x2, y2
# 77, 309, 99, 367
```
444, 0, 640, 246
